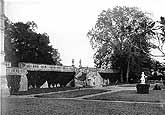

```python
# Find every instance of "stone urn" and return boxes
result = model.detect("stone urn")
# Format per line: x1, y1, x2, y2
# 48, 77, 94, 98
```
136, 72, 150, 94
136, 83, 150, 94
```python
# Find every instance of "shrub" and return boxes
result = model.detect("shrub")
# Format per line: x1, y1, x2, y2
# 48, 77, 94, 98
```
153, 83, 161, 90
6, 75, 21, 95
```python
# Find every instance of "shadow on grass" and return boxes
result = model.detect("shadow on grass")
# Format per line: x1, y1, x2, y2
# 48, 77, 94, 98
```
85, 90, 165, 103
13, 87, 78, 95
34, 89, 108, 98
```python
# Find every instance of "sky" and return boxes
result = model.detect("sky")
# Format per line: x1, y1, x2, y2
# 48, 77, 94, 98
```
4, 0, 165, 67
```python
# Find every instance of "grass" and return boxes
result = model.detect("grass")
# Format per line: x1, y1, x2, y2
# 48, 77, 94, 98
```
1, 97, 165, 115
118, 83, 165, 89
2, 85, 165, 115
86, 90, 165, 103
13, 87, 78, 95
34, 89, 107, 98
118, 84, 137, 87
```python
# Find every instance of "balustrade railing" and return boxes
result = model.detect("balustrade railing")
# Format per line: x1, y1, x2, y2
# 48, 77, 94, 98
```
18, 63, 75, 72
6, 67, 27, 75
5, 62, 118, 75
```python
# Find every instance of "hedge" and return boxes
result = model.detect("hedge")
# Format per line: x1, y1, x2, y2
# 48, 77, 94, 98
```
6, 75, 21, 95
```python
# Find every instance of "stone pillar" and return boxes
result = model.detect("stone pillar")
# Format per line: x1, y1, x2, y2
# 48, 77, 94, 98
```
0, 0, 5, 76
19, 74, 28, 91
0, 0, 9, 96
0, 0, 5, 68
17, 68, 28, 91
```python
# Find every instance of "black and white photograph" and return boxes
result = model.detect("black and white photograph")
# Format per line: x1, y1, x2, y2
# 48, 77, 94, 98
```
1, 0, 165, 114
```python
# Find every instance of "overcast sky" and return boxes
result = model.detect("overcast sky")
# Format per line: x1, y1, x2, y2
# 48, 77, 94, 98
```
5, 0, 165, 67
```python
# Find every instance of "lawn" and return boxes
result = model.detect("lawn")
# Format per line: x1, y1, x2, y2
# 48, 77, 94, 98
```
118, 84, 136, 87
1, 97, 165, 115
86, 90, 165, 103
34, 89, 107, 98
13, 87, 78, 95
116, 83, 165, 90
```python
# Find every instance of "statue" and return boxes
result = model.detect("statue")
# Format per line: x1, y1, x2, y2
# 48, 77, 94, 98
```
140, 72, 147, 84
136, 72, 150, 94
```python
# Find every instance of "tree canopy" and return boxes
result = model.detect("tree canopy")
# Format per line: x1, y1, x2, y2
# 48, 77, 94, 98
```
87, 6, 157, 82
4, 18, 62, 66
150, 16, 165, 57
4, 18, 63, 88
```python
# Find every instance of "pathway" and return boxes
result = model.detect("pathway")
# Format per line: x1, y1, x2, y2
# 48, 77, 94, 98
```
5, 85, 135, 98
3, 84, 165, 106
76, 85, 136, 99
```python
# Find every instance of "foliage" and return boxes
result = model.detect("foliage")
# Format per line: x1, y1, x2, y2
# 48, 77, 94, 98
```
4, 18, 62, 88
4, 18, 62, 66
6, 75, 21, 94
87, 6, 154, 82
150, 16, 165, 56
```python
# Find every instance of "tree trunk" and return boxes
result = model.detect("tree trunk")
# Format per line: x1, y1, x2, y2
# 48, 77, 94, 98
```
126, 57, 130, 83
120, 68, 124, 83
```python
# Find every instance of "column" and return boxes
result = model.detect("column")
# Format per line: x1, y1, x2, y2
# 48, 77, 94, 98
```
0, 0, 9, 96
19, 74, 28, 91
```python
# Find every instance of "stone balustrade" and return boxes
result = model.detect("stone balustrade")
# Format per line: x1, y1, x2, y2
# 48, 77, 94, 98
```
5, 62, 119, 92
17, 62, 118, 73
18, 62, 75, 72
6, 67, 27, 75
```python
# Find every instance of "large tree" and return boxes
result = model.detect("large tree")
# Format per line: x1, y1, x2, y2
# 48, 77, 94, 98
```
150, 16, 165, 57
4, 19, 61, 66
4, 19, 62, 88
87, 6, 154, 83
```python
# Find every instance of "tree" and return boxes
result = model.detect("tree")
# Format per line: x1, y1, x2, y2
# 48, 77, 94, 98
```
4, 19, 61, 66
158, 16, 165, 55
52, 49, 62, 65
149, 16, 165, 57
5, 19, 62, 88
87, 6, 154, 83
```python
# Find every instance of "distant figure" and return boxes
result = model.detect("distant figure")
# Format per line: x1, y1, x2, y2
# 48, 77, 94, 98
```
72, 59, 75, 66
140, 72, 147, 84
79, 59, 82, 68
